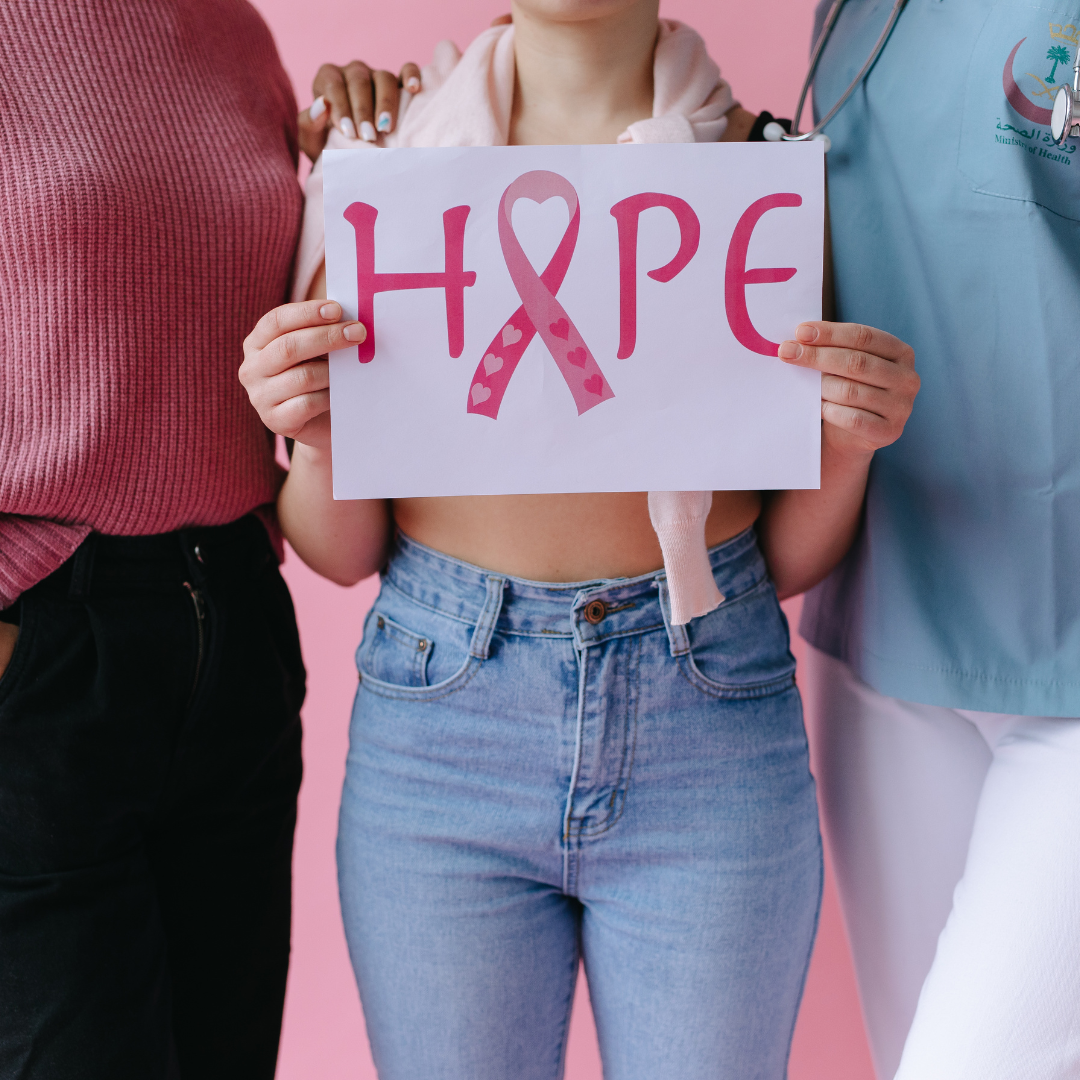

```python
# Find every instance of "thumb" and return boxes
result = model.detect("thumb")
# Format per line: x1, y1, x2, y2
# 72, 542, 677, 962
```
298, 98, 330, 163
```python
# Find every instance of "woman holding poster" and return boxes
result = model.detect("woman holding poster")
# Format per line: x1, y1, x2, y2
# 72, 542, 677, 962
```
240, 1, 918, 1076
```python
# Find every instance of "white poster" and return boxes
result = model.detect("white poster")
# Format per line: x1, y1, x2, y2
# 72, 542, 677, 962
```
323, 143, 824, 498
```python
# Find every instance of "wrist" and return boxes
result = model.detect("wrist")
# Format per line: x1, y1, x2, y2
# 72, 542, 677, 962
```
820, 441, 873, 499
289, 439, 333, 472
821, 432, 874, 476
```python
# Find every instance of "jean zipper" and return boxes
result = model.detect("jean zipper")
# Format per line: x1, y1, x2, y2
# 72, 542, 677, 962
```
182, 581, 206, 704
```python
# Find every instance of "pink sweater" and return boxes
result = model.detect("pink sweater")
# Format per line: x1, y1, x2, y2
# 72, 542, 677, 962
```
0, 0, 303, 608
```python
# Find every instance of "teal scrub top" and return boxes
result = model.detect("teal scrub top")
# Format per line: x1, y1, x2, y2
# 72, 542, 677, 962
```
799, 0, 1080, 715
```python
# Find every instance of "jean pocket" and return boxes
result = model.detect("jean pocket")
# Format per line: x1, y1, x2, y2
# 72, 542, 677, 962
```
355, 606, 475, 699
0, 597, 33, 706
680, 578, 796, 699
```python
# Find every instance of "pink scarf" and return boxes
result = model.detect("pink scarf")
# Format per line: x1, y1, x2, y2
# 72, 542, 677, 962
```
293, 20, 735, 624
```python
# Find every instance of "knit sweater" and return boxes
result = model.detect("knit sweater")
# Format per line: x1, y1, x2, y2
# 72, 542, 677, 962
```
0, 0, 303, 608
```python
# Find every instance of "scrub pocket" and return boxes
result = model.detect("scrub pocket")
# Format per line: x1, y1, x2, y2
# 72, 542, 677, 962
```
958, 0, 1080, 220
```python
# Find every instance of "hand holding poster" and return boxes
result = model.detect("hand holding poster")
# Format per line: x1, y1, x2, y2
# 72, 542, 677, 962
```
323, 142, 824, 498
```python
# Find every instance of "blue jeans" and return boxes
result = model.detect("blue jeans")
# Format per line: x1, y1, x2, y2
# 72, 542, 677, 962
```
338, 528, 822, 1080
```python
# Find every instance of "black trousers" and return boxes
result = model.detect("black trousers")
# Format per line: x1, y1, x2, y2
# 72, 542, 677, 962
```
0, 516, 305, 1080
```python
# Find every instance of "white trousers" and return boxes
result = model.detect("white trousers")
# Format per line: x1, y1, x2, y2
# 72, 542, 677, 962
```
801, 644, 1080, 1080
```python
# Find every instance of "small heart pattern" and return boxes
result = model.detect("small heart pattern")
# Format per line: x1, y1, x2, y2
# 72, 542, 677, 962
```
471, 383, 492, 405
567, 347, 587, 368
502, 324, 522, 347
549, 318, 569, 340
583, 374, 604, 396
483, 353, 503, 376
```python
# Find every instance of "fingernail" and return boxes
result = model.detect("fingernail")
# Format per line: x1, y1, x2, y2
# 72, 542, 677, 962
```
319, 302, 340, 320
796, 324, 819, 343
360, 120, 377, 142
343, 322, 367, 343
376, 111, 392, 132
308, 95, 326, 121
406, 76, 421, 93
339, 117, 357, 139
778, 341, 802, 360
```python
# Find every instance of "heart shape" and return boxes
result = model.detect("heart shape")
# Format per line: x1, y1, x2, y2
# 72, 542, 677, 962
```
502, 324, 522, 347
549, 318, 569, 340
567, 347, 587, 368
584, 374, 604, 396
471, 382, 492, 406
483, 353, 503, 376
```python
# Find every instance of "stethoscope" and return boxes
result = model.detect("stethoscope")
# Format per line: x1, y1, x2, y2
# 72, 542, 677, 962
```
1052, 50, 1080, 143
760, 0, 911, 149
761, 0, 1080, 148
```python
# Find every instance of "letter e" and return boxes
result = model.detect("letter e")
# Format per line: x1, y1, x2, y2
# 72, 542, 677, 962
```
724, 194, 801, 356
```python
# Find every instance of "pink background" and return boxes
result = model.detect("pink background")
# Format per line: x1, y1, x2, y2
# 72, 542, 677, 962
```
247, 1, 877, 1075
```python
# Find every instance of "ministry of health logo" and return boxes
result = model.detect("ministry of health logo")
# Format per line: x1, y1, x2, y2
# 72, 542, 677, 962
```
1003, 22, 1078, 123
996, 21, 1077, 163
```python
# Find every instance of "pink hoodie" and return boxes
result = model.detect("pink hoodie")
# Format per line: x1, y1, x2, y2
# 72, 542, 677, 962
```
294, 20, 738, 624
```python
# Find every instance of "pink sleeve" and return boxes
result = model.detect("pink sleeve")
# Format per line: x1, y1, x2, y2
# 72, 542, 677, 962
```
290, 156, 326, 303
290, 128, 377, 303
648, 491, 725, 625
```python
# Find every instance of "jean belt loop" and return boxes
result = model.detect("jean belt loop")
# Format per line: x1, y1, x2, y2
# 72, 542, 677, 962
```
656, 576, 691, 658
469, 575, 507, 660
177, 529, 208, 587
67, 533, 99, 600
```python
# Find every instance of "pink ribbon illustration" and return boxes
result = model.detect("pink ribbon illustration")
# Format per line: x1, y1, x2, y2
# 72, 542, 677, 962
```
467, 171, 615, 419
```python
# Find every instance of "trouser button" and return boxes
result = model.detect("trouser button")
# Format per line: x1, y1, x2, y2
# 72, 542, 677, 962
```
583, 600, 607, 624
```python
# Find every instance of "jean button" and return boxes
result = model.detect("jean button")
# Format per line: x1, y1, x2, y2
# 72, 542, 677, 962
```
583, 600, 607, 624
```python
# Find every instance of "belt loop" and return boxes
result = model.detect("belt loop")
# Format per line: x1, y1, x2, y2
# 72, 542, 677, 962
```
67, 534, 99, 600
177, 529, 207, 586
469, 576, 507, 660
656, 576, 691, 657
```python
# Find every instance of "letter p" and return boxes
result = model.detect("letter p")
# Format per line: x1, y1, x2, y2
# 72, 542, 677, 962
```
609, 193, 701, 360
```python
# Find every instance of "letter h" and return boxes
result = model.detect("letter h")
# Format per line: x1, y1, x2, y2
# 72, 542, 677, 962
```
343, 203, 476, 363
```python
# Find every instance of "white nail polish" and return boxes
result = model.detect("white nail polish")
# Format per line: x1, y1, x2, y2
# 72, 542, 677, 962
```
360, 120, 377, 142
406, 77, 421, 93
376, 112, 391, 132
339, 117, 357, 140
308, 95, 326, 121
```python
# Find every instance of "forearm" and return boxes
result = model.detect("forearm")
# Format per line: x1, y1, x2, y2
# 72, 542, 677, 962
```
278, 443, 393, 586
757, 440, 871, 600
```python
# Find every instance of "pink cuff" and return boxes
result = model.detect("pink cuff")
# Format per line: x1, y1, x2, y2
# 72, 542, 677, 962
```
290, 128, 376, 303
648, 491, 724, 626
0, 515, 91, 608
291, 155, 326, 303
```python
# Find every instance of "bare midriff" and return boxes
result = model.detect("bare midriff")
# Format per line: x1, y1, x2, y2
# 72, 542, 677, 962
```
392, 490, 762, 582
